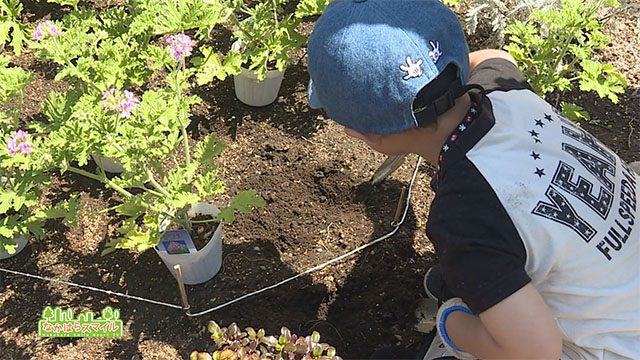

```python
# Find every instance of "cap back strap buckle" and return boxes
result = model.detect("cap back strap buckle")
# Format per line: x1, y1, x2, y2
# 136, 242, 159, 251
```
413, 63, 464, 126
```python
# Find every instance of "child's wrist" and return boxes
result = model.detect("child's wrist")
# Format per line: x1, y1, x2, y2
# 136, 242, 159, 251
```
437, 298, 473, 353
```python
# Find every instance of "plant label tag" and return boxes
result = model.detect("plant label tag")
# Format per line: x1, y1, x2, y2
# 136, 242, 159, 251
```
159, 229, 197, 255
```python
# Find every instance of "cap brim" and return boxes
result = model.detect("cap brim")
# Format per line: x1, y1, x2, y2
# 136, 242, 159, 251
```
307, 80, 323, 109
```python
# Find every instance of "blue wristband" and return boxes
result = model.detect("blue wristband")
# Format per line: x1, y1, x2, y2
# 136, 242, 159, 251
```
438, 305, 473, 352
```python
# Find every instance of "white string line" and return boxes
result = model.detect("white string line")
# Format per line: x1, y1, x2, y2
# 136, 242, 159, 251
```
0, 267, 184, 310
0, 157, 423, 317
186, 156, 422, 317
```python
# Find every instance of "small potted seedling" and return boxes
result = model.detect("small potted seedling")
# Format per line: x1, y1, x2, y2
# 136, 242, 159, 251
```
191, 321, 343, 360
227, 0, 306, 106
0, 56, 77, 259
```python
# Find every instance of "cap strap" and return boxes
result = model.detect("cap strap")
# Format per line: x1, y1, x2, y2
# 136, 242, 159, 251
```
413, 80, 463, 125
413, 71, 486, 126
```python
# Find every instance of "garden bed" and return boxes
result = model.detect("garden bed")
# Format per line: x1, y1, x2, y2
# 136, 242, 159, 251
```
1, 2, 638, 359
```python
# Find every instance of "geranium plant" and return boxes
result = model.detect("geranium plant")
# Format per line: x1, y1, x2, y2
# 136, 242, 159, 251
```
29, 2, 262, 255
463, 0, 557, 45
190, 0, 326, 86
227, 0, 306, 81
0, 56, 77, 255
31, 7, 171, 92
129, 0, 236, 39
191, 321, 342, 360
31, 0, 238, 91
41, 30, 264, 254
504, 0, 627, 121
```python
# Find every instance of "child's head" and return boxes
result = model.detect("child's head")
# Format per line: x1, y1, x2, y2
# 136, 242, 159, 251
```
307, 0, 470, 152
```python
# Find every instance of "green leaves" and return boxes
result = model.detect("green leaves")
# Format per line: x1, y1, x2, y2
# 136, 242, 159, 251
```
441, 0, 461, 7
195, 133, 226, 167
295, 0, 332, 18
232, 0, 306, 81
218, 190, 265, 224
115, 198, 147, 218
2, 0, 267, 257
192, 46, 242, 85
579, 59, 626, 103
0, 0, 29, 55
0, 172, 45, 213
33, 194, 79, 226
560, 102, 590, 123
0, 56, 30, 132
1, 176, 78, 253
194, 172, 225, 198
129, 0, 234, 38
504, 0, 626, 122
0, 55, 32, 105
196, 323, 341, 360
103, 228, 155, 255
34, 11, 100, 67
144, 44, 174, 71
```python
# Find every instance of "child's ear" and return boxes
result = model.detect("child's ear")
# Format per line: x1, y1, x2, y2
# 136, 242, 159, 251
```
344, 127, 383, 146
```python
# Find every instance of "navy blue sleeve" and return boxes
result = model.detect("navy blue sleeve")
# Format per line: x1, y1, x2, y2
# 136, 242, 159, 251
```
426, 159, 531, 314
468, 58, 532, 93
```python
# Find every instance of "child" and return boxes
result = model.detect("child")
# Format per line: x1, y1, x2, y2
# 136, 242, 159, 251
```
306, 0, 639, 359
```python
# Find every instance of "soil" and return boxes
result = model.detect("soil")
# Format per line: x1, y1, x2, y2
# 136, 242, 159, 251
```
189, 217, 219, 251
1, 2, 638, 360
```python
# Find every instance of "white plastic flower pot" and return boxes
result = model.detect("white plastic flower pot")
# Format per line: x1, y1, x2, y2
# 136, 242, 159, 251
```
233, 66, 285, 107
0, 236, 28, 260
91, 154, 125, 173
155, 202, 223, 285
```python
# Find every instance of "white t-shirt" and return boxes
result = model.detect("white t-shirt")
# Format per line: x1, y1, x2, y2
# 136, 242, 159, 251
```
427, 59, 639, 359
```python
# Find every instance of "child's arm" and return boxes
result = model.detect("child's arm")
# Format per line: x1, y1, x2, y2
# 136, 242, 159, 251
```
469, 49, 517, 74
445, 283, 563, 359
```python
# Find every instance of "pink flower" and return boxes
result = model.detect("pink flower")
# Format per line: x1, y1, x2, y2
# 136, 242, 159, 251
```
117, 90, 138, 118
165, 34, 194, 62
101, 88, 119, 109
6, 130, 32, 157
33, 21, 62, 41
101, 88, 139, 118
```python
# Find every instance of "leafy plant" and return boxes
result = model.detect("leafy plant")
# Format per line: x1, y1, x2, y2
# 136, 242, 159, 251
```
0, 0, 29, 55
295, 0, 332, 18
463, 0, 556, 45
228, 0, 306, 81
28, 2, 261, 255
191, 321, 342, 360
128, 0, 236, 39
191, 42, 243, 86
41, 32, 264, 254
504, 0, 627, 121
31, 8, 171, 91
0, 57, 77, 255
0, 55, 31, 122
32, 0, 237, 91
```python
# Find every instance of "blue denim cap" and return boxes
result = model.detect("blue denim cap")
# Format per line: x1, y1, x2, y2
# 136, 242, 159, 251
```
307, 0, 470, 135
